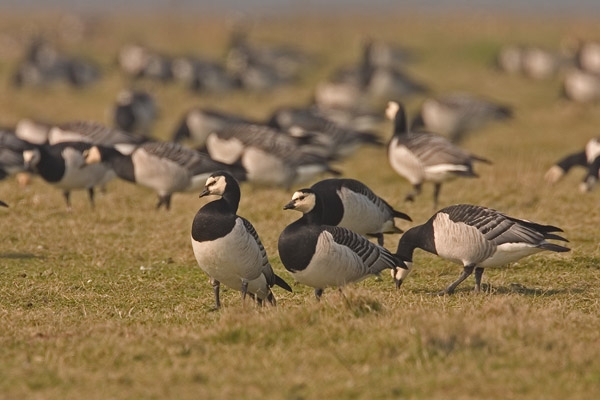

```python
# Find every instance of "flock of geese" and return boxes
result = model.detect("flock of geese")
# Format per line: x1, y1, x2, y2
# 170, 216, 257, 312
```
3, 28, 598, 308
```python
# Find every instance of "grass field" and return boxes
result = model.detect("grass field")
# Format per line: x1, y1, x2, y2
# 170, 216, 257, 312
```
0, 10, 599, 399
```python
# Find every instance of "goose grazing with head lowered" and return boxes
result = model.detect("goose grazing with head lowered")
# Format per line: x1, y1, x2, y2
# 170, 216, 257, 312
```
191, 171, 292, 308
386, 101, 491, 209
278, 188, 407, 300
310, 178, 411, 245
394, 204, 570, 295
545, 137, 600, 192
84, 141, 247, 210
204, 121, 340, 189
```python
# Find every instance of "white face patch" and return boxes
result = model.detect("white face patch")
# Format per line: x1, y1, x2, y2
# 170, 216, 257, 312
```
386, 101, 400, 121
204, 174, 227, 196
392, 261, 413, 282
290, 191, 316, 213
22, 149, 40, 168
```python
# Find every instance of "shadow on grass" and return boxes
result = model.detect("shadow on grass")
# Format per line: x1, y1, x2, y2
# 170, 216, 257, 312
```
0, 252, 44, 260
405, 283, 582, 297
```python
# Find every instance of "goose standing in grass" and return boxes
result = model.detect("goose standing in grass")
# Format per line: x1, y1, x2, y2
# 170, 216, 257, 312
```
23, 142, 115, 211
204, 121, 340, 189
545, 137, 600, 192
411, 93, 513, 143
310, 178, 411, 245
562, 68, 600, 103
84, 141, 246, 210
386, 101, 491, 209
393, 204, 570, 295
192, 171, 292, 308
278, 188, 407, 300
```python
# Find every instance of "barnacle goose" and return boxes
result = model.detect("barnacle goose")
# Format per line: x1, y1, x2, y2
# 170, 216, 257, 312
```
545, 137, 600, 192
394, 204, 570, 294
23, 141, 115, 211
205, 121, 340, 189
171, 107, 254, 149
84, 141, 246, 210
411, 93, 513, 143
267, 106, 384, 159
111, 89, 157, 137
192, 171, 292, 308
278, 188, 407, 300
310, 178, 411, 245
562, 68, 600, 103
386, 101, 491, 209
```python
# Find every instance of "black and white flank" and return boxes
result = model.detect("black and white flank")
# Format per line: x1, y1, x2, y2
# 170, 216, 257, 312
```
310, 178, 411, 245
278, 188, 407, 300
386, 101, 491, 209
191, 171, 292, 308
394, 204, 570, 294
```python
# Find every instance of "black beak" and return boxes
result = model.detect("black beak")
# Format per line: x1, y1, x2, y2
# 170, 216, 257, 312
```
283, 200, 295, 210
199, 188, 210, 198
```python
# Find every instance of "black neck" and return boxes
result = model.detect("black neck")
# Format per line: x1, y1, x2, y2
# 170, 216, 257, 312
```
392, 104, 409, 137
99, 146, 135, 182
395, 223, 436, 261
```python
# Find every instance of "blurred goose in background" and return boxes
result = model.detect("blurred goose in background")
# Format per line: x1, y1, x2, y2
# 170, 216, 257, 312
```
117, 43, 172, 82
15, 118, 53, 145
12, 37, 100, 87
545, 137, 600, 192
171, 107, 256, 149
562, 68, 600, 103
278, 188, 407, 300
267, 105, 384, 158
496, 44, 569, 79
362, 38, 414, 69
20, 120, 148, 155
23, 141, 115, 211
310, 178, 411, 245
171, 56, 238, 93
386, 101, 491, 209
191, 171, 292, 308
204, 121, 340, 189
111, 89, 158, 137
0, 128, 35, 181
84, 141, 246, 210
574, 40, 600, 75
394, 204, 570, 294
226, 25, 311, 83
411, 92, 513, 143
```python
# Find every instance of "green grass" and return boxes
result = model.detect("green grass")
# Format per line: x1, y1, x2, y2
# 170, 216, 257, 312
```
1, 10, 600, 400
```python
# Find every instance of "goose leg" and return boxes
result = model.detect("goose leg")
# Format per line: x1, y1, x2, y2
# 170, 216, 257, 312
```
474, 267, 485, 293
432, 183, 442, 210
63, 191, 72, 212
241, 280, 249, 303
87, 187, 95, 209
211, 278, 221, 309
404, 183, 422, 203
375, 233, 384, 246
314, 288, 324, 301
156, 194, 171, 210
440, 265, 475, 295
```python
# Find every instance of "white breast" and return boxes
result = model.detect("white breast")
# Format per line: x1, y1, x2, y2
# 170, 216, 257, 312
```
389, 138, 424, 185
206, 134, 245, 164
191, 219, 266, 292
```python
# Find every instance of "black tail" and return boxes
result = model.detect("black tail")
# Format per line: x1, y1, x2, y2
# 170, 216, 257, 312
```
393, 209, 412, 222
540, 243, 571, 253
275, 274, 293, 293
